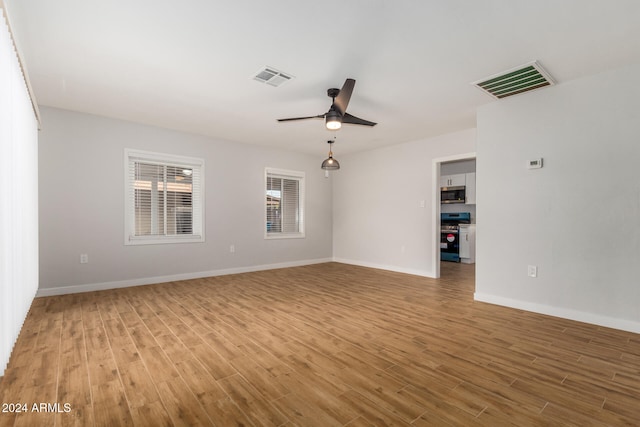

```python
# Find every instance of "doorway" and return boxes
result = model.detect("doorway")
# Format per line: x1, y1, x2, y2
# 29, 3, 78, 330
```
432, 153, 476, 279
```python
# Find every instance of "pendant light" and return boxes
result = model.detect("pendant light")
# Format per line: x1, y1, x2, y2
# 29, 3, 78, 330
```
321, 140, 340, 170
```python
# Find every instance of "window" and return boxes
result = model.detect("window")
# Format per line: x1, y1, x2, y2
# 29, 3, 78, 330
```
265, 168, 305, 239
125, 149, 204, 245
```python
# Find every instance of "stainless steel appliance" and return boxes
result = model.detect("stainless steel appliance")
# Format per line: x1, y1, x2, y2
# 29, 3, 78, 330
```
440, 212, 471, 262
441, 186, 466, 204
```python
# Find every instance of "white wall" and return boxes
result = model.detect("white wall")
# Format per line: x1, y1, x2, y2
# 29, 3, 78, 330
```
475, 62, 640, 333
440, 159, 475, 175
332, 129, 476, 277
38, 107, 333, 295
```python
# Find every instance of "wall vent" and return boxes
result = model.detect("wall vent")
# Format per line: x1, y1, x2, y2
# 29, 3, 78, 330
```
253, 66, 294, 87
472, 61, 554, 99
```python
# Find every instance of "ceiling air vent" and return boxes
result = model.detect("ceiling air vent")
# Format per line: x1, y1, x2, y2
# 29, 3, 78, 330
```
472, 61, 554, 99
253, 66, 294, 87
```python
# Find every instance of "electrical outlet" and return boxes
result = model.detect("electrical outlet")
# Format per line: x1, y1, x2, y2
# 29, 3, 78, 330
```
527, 265, 537, 278
80, 254, 89, 264
229, 245, 235, 253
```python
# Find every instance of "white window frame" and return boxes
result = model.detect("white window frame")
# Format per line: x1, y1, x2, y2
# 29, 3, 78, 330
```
265, 167, 305, 239
124, 149, 205, 245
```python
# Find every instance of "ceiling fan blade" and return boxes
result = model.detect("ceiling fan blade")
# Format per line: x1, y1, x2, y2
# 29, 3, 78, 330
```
333, 78, 355, 115
342, 112, 377, 127
277, 114, 324, 122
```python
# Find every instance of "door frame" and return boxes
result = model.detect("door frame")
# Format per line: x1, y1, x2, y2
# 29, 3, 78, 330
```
432, 152, 476, 278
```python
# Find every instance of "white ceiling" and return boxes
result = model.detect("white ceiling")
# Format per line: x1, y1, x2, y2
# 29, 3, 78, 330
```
6, 0, 640, 156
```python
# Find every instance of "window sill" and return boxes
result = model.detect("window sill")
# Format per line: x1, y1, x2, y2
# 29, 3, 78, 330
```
264, 233, 305, 240
125, 235, 205, 246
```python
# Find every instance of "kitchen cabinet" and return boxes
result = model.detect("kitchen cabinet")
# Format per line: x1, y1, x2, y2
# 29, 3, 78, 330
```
459, 224, 476, 264
465, 172, 476, 205
440, 173, 466, 188
441, 173, 476, 204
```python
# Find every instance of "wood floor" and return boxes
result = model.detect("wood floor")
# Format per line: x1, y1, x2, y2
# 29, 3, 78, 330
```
1, 262, 639, 426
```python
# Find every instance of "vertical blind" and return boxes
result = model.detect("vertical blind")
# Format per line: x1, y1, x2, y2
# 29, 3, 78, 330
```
0, 5, 40, 376
265, 169, 304, 236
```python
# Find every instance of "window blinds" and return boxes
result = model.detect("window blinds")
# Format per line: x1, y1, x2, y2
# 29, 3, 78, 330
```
265, 169, 304, 237
125, 150, 204, 244
133, 162, 195, 236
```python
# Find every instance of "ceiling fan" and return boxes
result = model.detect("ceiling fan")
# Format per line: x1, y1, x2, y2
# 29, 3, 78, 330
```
278, 78, 377, 130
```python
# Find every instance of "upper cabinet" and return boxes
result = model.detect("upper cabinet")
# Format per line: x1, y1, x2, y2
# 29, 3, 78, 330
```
440, 173, 466, 188
440, 172, 476, 204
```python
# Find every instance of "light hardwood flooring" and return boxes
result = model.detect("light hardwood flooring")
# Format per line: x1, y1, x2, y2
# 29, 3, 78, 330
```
1, 262, 639, 426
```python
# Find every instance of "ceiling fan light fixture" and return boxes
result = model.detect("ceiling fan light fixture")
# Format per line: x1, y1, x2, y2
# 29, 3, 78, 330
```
278, 78, 376, 129
325, 110, 342, 130
321, 140, 340, 170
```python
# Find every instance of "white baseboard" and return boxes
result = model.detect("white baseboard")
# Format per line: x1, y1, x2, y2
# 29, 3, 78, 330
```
36, 258, 333, 297
474, 292, 640, 334
332, 257, 436, 279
